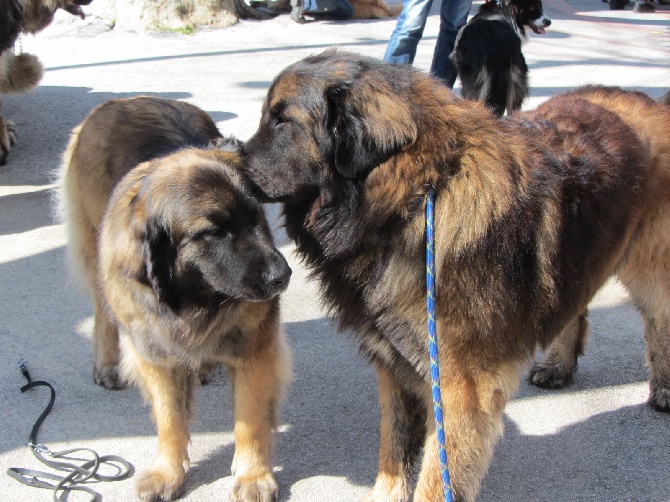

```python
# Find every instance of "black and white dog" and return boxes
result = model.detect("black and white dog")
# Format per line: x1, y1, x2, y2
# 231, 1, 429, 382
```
450, 0, 551, 116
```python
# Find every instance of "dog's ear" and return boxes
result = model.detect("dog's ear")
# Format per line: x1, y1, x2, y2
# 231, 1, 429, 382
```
325, 80, 417, 180
141, 217, 177, 304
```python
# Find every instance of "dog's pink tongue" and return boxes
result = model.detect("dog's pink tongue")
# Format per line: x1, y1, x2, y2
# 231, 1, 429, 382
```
64, 4, 86, 19
537, 27, 545, 35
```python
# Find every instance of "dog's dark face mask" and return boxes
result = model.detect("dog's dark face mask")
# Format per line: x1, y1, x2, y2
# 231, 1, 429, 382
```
242, 50, 418, 202
134, 159, 291, 311
507, 0, 551, 35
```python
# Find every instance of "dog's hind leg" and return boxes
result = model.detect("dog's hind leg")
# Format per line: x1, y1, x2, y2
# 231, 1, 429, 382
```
91, 284, 125, 389
227, 328, 292, 502
617, 208, 670, 412
413, 360, 520, 502
528, 310, 589, 389
363, 363, 426, 502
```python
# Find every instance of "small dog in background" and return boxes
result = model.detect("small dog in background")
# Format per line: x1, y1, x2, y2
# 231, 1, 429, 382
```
0, 0, 91, 165
450, 0, 551, 116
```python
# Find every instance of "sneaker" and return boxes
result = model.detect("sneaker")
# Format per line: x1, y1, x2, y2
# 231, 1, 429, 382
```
633, 0, 656, 10
609, 0, 627, 8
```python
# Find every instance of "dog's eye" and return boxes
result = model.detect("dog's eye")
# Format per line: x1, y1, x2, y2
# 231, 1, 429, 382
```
190, 228, 229, 242
274, 116, 289, 128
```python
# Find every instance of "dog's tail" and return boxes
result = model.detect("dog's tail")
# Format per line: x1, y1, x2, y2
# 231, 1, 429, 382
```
0, 51, 44, 95
53, 123, 96, 292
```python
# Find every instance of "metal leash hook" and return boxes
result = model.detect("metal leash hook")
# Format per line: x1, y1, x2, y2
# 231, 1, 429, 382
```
426, 189, 454, 502
7, 359, 134, 501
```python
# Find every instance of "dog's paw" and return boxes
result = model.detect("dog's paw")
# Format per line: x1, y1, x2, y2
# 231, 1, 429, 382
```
359, 476, 410, 502
528, 361, 574, 389
197, 362, 220, 386
136, 466, 187, 502
649, 382, 670, 412
232, 470, 278, 502
93, 365, 127, 390
360, 488, 410, 502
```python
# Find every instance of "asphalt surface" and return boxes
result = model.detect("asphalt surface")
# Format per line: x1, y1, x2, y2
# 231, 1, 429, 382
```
0, 0, 668, 500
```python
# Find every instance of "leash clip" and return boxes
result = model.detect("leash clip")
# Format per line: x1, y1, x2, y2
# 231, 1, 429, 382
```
29, 443, 53, 456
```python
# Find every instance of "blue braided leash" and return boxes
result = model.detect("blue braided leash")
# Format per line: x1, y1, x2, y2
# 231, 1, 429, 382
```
426, 189, 454, 502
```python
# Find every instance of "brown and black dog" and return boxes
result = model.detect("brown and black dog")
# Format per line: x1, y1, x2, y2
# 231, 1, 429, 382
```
57, 96, 292, 501
241, 50, 670, 501
0, 0, 90, 165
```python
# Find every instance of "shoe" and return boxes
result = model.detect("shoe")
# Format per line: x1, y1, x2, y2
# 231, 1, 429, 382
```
609, 0, 627, 8
633, 0, 655, 11
656, 0, 670, 5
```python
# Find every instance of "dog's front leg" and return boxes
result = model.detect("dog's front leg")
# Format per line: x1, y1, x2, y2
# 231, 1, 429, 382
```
228, 332, 291, 502
134, 359, 194, 501
413, 360, 520, 502
363, 363, 425, 502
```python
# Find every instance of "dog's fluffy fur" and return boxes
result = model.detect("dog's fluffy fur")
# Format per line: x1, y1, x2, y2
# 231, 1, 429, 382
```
350, 0, 402, 18
450, 0, 551, 116
0, 0, 90, 165
57, 96, 292, 502
242, 50, 670, 501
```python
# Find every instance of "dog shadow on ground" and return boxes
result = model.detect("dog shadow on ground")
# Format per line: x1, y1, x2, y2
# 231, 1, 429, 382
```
479, 402, 670, 501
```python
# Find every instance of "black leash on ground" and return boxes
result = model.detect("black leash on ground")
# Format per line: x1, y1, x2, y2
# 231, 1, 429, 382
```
6, 359, 133, 501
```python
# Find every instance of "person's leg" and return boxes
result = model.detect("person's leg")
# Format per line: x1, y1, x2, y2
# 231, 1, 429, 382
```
383, 0, 434, 64
430, 0, 472, 87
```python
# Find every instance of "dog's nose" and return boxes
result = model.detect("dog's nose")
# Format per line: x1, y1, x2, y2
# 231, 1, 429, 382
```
544, 18, 551, 27
263, 256, 292, 290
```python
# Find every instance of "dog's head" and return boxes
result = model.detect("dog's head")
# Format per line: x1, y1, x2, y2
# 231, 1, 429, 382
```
504, 0, 551, 37
242, 49, 419, 201
123, 149, 291, 310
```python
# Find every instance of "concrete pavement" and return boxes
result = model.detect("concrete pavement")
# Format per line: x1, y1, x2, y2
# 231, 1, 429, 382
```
0, 0, 668, 500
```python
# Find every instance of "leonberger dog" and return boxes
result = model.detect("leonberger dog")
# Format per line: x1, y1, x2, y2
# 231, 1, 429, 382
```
1, 0, 91, 165
57, 96, 292, 501
241, 49, 670, 501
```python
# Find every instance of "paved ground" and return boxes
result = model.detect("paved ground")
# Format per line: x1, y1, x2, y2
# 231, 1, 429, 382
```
0, 0, 668, 500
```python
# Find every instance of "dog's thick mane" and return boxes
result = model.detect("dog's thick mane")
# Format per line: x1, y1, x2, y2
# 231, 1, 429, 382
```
281, 53, 538, 341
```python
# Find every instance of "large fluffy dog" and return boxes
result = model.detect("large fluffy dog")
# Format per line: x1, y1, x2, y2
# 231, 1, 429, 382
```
450, 0, 551, 116
0, 0, 90, 164
58, 96, 292, 501
241, 50, 670, 501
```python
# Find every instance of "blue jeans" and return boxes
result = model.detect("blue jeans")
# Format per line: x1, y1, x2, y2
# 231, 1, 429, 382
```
383, 0, 472, 87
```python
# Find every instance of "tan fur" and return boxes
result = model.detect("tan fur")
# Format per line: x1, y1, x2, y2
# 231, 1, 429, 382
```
661, 91, 670, 106
58, 97, 292, 501
351, 0, 402, 18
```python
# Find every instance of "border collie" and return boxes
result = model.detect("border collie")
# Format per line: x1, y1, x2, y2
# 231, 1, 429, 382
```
450, 0, 551, 116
